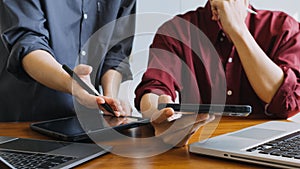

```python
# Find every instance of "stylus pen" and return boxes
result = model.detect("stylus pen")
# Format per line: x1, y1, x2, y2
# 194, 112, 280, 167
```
62, 64, 115, 116
247, 8, 257, 15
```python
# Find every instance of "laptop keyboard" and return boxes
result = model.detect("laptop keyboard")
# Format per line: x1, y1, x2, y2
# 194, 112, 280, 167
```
246, 131, 300, 159
0, 150, 76, 169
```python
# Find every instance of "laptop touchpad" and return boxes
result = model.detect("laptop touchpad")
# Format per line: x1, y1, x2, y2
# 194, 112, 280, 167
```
229, 128, 285, 140
0, 139, 71, 152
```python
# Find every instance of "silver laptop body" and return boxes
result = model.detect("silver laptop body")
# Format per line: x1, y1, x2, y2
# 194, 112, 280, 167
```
0, 136, 109, 169
189, 121, 300, 168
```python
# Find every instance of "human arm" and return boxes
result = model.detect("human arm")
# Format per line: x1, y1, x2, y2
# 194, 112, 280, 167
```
97, 0, 136, 115
101, 69, 131, 116
210, 0, 300, 118
22, 50, 123, 114
210, 0, 284, 103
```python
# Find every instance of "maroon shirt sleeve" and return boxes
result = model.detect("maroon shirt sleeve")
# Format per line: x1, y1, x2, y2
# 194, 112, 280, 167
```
134, 25, 184, 110
134, 15, 222, 110
266, 21, 300, 118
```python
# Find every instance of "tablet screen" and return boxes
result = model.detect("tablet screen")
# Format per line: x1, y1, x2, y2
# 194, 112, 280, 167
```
30, 116, 150, 141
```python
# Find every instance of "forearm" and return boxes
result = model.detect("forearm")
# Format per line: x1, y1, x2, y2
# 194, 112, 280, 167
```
210, 0, 284, 103
101, 69, 122, 98
231, 26, 284, 103
22, 50, 72, 94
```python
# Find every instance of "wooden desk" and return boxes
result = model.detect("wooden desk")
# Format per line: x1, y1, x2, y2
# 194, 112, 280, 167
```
0, 117, 271, 169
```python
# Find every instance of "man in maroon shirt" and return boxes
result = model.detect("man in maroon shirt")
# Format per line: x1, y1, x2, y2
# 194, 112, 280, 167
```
135, 0, 300, 147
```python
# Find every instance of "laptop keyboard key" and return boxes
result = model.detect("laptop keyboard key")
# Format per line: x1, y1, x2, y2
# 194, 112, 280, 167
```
0, 150, 76, 168
246, 130, 300, 160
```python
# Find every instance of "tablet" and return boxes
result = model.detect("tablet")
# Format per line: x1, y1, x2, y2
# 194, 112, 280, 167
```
157, 103, 252, 117
30, 115, 150, 142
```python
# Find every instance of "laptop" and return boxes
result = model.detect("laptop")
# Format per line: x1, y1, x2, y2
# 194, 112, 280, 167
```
189, 121, 300, 168
0, 136, 110, 169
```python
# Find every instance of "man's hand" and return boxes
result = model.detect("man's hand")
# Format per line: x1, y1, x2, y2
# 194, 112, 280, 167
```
145, 95, 214, 147
72, 64, 130, 116
96, 96, 132, 116
210, 0, 249, 37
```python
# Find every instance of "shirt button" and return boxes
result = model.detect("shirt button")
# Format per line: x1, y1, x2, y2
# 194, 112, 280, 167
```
227, 90, 233, 96
220, 37, 224, 42
228, 57, 233, 63
81, 50, 86, 56
83, 13, 88, 19
222, 32, 226, 37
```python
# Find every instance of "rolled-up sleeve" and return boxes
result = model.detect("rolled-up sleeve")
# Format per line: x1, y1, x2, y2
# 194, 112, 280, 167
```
0, 0, 53, 82
101, 0, 136, 82
267, 26, 300, 118
134, 24, 186, 110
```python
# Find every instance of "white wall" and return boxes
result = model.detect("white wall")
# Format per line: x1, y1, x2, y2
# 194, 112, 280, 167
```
121, 1, 299, 114
251, 0, 299, 21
